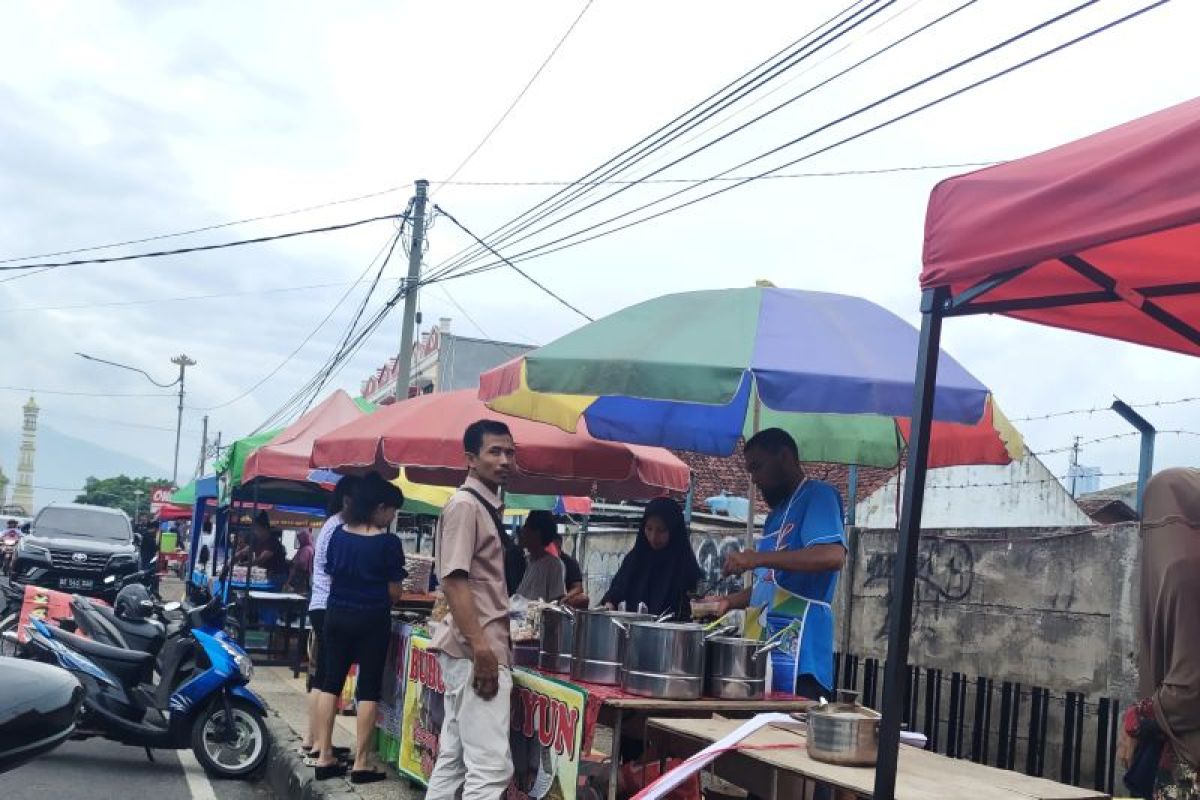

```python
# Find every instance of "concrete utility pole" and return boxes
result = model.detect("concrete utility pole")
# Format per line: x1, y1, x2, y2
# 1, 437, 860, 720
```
196, 415, 210, 478
1069, 436, 1081, 497
395, 180, 430, 401
171, 354, 197, 485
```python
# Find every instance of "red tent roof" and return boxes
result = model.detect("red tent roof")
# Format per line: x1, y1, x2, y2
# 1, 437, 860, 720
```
921, 96, 1200, 357
242, 390, 368, 485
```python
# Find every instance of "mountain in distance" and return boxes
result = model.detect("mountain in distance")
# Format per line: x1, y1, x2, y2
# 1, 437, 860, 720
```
0, 424, 170, 510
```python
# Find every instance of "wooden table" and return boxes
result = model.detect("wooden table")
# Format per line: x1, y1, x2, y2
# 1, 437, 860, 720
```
585, 691, 814, 800
244, 590, 309, 676
644, 716, 1109, 800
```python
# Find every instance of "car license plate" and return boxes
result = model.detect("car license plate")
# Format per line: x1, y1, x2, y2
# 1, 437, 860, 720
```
59, 577, 94, 591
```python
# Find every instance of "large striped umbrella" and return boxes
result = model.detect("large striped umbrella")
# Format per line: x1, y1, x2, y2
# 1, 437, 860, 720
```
479, 287, 1023, 467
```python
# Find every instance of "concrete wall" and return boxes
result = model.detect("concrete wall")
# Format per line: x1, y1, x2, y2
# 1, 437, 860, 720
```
836, 523, 1139, 698
854, 456, 1093, 529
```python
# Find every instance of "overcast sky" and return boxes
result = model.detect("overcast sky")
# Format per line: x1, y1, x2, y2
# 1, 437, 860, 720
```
2, 0, 1197, 504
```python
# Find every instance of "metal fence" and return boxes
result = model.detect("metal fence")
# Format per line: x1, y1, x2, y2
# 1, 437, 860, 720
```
833, 653, 1124, 795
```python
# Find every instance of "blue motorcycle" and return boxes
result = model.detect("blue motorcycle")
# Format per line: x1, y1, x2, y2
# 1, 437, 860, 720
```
22, 593, 269, 778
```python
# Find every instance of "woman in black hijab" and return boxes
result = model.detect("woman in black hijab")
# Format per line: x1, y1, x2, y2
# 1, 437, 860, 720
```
601, 497, 703, 620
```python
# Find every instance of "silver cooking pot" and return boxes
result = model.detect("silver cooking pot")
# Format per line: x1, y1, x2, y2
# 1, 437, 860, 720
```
806, 690, 881, 766
620, 621, 706, 700
538, 605, 576, 674
704, 636, 775, 699
570, 609, 653, 685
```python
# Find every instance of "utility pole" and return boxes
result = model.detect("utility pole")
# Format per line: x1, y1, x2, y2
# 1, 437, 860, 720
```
1068, 435, 1081, 498
171, 354, 197, 485
395, 180, 430, 401
196, 415, 210, 478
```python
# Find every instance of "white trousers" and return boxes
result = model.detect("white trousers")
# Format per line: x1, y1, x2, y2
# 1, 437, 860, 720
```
425, 653, 513, 800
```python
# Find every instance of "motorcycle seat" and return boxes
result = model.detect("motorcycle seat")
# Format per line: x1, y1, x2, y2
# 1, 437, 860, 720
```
92, 604, 164, 651
49, 626, 155, 687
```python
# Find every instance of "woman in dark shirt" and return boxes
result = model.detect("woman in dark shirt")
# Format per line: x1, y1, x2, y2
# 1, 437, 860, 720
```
312, 473, 406, 784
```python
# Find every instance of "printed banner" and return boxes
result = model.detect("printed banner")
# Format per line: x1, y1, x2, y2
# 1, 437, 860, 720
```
376, 622, 413, 764
509, 668, 586, 800
397, 635, 444, 785
18, 585, 98, 643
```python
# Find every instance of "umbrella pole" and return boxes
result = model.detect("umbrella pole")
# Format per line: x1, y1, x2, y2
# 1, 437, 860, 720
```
873, 287, 945, 800
743, 396, 760, 586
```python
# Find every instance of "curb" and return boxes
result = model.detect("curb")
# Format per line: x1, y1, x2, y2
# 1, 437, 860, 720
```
264, 713, 358, 800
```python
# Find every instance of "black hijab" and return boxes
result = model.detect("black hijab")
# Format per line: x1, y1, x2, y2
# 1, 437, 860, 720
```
601, 498, 703, 620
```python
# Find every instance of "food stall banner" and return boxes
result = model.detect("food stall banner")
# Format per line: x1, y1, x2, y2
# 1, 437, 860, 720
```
509, 668, 587, 800
376, 621, 413, 764
398, 634, 444, 784
396, 636, 587, 800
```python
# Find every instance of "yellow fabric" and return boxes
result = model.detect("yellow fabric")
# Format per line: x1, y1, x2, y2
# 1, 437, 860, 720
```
484, 361, 595, 433
393, 469, 541, 517
989, 398, 1027, 461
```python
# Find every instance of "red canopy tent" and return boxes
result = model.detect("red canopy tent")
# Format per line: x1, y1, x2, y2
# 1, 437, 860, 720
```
242, 390, 368, 485
875, 97, 1200, 799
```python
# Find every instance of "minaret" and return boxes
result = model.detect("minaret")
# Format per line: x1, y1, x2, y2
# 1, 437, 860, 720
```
12, 397, 38, 514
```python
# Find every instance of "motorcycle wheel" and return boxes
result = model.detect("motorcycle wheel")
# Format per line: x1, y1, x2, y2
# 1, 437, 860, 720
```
0, 613, 19, 658
190, 697, 270, 779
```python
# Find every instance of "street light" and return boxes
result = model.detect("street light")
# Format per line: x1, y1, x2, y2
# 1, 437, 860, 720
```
76, 352, 197, 485
133, 488, 144, 524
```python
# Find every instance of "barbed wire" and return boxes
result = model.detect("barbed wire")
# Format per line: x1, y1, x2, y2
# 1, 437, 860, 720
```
1029, 429, 1200, 456
1012, 396, 1200, 422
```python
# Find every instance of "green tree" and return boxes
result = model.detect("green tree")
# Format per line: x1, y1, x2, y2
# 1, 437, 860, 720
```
74, 475, 172, 523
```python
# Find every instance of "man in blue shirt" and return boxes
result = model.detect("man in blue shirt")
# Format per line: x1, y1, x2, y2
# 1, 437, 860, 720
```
718, 428, 846, 700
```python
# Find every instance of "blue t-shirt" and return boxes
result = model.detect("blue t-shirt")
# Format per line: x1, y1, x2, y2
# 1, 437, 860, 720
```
748, 479, 845, 694
325, 526, 407, 611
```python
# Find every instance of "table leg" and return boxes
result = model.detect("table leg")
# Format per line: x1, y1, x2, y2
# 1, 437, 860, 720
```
608, 709, 623, 800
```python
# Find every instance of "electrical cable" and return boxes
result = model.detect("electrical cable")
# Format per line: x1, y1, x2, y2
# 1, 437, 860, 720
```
427, 0, 881, 278
435, 0, 979, 272
433, 205, 593, 321
0, 212, 406, 275
193, 222, 407, 412
433, 0, 1168, 284
0, 186, 407, 266
436, 0, 596, 191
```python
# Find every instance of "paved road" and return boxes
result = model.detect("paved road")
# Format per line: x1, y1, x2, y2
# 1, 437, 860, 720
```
0, 738, 272, 799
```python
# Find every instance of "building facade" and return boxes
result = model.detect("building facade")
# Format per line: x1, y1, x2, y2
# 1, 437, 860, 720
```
360, 318, 534, 404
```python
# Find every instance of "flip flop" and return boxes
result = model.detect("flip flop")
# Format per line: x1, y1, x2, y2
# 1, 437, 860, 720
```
350, 770, 387, 785
305, 746, 351, 760
314, 763, 347, 781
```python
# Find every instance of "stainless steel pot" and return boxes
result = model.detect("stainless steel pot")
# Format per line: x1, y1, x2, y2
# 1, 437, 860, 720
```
538, 606, 576, 673
620, 621, 706, 700
704, 636, 770, 699
806, 690, 881, 766
570, 609, 652, 685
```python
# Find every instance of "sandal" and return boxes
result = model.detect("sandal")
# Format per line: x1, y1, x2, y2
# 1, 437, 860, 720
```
350, 769, 387, 784
305, 746, 350, 760
314, 763, 347, 781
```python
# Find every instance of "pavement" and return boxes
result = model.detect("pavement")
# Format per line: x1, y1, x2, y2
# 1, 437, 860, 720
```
3, 737, 272, 800
255, 666, 422, 800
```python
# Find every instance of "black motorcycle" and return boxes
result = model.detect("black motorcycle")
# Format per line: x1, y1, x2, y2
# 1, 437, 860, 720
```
0, 657, 83, 774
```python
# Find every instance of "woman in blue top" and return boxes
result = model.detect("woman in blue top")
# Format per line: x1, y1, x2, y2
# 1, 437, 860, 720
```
312, 473, 406, 784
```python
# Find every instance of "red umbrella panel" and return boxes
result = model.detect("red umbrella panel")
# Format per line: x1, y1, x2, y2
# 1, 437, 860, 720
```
309, 389, 690, 500
241, 389, 368, 485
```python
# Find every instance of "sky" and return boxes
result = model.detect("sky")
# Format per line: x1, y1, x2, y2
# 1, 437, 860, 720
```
1, 0, 1198, 506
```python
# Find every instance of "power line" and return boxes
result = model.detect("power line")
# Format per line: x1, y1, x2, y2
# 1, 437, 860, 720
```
434, 0, 1168, 285
193, 224, 407, 412
1, 280, 355, 314
0, 385, 173, 398
436, 160, 1003, 186
0, 212, 405, 275
433, 205, 594, 321
427, 0, 882, 282
436, 0, 596, 190
437, 0, 978, 273
0, 186, 407, 266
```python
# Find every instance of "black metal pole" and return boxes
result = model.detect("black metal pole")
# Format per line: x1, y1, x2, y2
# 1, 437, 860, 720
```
873, 286, 948, 800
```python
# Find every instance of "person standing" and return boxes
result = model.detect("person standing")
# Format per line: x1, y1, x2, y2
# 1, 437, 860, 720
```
1119, 468, 1200, 799
551, 530, 590, 609
139, 520, 161, 596
515, 510, 566, 601
716, 428, 846, 700
311, 473, 406, 784
426, 420, 516, 800
302, 475, 361, 762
